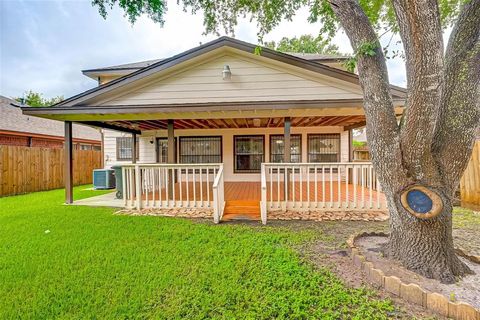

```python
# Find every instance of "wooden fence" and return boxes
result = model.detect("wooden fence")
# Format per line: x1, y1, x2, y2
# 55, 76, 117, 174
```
0, 145, 102, 197
460, 141, 480, 207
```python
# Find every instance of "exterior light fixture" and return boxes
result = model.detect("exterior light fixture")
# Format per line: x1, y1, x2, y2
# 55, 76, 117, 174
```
222, 65, 231, 80
253, 118, 261, 127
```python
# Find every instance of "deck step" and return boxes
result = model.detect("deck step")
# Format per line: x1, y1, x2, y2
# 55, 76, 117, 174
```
222, 200, 261, 221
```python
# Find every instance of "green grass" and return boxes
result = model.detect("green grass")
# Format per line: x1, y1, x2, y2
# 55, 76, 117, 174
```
0, 186, 394, 319
453, 207, 480, 229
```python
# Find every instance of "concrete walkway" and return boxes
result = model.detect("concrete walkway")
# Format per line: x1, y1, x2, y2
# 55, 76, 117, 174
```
72, 192, 123, 208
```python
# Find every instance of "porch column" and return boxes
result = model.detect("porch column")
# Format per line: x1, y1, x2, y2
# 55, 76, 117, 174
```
348, 129, 353, 184
284, 117, 291, 201
167, 120, 175, 163
167, 120, 175, 198
284, 117, 291, 163
131, 133, 137, 164
348, 129, 354, 162
64, 121, 73, 204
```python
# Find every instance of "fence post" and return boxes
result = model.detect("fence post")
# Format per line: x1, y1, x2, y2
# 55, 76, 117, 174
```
64, 121, 73, 204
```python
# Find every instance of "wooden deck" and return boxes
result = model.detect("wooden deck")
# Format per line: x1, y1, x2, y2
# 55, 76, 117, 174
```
139, 181, 384, 202
138, 181, 385, 222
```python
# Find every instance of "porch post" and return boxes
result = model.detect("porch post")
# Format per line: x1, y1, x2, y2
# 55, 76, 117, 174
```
284, 117, 291, 163
167, 120, 175, 198
284, 117, 291, 200
348, 129, 353, 162
167, 120, 175, 163
348, 129, 353, 184
64, 121, 73, 204
131, 133, 137, 164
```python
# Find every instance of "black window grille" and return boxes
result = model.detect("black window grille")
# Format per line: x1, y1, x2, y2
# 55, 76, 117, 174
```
116, 137, 139, 161
270, 134, 302, 163
307, 134, 340, 163
234, 135, 264, 173
179, 136, 222, 164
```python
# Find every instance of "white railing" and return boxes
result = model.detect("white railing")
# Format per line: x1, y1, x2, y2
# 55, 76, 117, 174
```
122, 164, 224, 222
212, 165, 225, 224
260, 164, 267, 225
260, 162, 384, 222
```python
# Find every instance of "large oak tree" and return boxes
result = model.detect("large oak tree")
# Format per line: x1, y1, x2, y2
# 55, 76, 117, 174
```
93, 0, 479, 283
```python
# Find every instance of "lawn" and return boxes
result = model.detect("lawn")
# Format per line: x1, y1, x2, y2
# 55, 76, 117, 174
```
0, 185, 395, 319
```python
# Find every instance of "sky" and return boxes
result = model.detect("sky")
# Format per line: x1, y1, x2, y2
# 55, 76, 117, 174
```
0, 0, 412, 100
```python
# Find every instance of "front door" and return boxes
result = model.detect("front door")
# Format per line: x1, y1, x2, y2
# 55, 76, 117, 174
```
156, 138, 176, 163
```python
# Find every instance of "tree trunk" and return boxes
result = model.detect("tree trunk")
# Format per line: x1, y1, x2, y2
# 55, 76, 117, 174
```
382, 187, 472, 284
329, 0, 479, 284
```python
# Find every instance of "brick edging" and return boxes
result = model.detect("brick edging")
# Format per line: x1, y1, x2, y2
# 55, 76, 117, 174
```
346, 232, 480, 320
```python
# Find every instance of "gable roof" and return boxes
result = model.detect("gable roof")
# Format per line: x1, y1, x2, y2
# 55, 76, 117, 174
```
1, 96, 101, 141
81, 52, 348, 79
54, 37, 405, 108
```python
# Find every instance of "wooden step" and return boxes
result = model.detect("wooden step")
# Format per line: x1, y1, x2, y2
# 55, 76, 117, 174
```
222, 200, 261, 221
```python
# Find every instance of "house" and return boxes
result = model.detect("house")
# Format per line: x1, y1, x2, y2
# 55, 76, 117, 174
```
1, 95, 101, 149
22, 37, 405, 223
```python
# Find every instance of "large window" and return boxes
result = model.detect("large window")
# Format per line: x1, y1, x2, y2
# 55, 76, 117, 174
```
307, 134, 340, 162
116, 137, 138, 161
179, 136, 222, 164
234, 135, 264, 173
270, 134, 302, 163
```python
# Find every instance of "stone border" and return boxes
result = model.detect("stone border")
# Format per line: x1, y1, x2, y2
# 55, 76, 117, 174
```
346, 232, 480, 320
267, 210, 389, 222
115, 208, 213, 219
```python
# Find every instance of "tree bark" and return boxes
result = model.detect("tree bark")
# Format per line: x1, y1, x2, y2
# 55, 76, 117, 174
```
432, 0, 480, 194
383, 188, 472, 284
329, 0, 478, 283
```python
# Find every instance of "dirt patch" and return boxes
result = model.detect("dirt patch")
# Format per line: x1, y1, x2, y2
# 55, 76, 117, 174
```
301, 242, 445, 319
356, 235, 480, 310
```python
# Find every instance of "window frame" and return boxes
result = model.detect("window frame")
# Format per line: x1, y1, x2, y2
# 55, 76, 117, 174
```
178, 136, 223, 164
116, 137, 139, 161
269, 134, 302, 163
233, 135, 265, 173
307, 133, 341, 163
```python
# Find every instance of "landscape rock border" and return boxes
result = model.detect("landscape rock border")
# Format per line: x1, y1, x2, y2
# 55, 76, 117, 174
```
347, 231, 480, 320
268, 210, 389, 221
115, 208, 213, 219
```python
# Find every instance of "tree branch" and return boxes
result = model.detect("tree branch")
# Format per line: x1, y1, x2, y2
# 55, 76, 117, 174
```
329, 0, 406, 191
432, 0, 480, 193
392, 0, 444, 181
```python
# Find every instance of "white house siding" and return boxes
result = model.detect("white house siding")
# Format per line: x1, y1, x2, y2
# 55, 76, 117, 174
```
97, 53, 362, 106
103, 126, 350, 182
340, 130, 350, 162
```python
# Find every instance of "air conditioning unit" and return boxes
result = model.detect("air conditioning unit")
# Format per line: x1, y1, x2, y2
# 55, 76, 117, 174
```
93, 169, 115, 189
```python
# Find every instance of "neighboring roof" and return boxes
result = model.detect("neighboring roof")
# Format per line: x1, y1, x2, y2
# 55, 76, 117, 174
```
0, 96, 101, 141
81, 52, 348, 79
82, 58, 165, 77
55, 36, 405, 108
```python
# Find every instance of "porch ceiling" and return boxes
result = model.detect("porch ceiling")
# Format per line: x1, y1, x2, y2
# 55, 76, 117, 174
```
98, 115, 367, 131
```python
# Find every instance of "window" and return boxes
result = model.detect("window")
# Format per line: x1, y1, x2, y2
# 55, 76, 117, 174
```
308, 134, 340, 162
179, 136, 222, 164
270, 134, 302, 163
234, 135, 264, 173
116, 137, 138, 161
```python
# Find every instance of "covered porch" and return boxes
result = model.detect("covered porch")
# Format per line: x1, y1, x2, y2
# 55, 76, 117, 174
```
119, 161, 386, 224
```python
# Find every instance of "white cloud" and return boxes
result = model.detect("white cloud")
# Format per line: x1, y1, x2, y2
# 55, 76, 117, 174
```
1, 0, 432, 100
